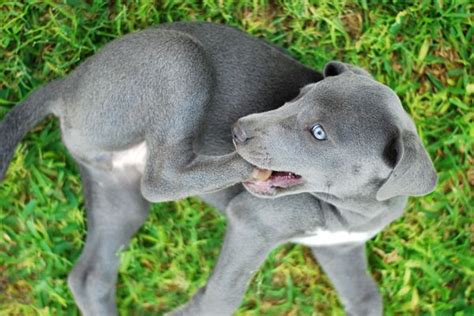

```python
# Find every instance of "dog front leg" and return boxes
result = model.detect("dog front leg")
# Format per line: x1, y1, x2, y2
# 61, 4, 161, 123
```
311, 243, 383, 316
167, 220, 275, 316
166, 192, 284, 316
167, 192, 324, 316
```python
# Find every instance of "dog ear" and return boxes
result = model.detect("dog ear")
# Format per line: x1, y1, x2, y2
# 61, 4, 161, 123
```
323, 61, 372, 78
323, 61, 349, 77
376, 130, 437, 201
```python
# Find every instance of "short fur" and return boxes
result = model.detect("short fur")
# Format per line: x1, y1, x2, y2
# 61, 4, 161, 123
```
0, 22, 436, 316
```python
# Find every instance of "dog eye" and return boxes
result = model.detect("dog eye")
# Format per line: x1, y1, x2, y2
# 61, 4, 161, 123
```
311, 124, 327, 140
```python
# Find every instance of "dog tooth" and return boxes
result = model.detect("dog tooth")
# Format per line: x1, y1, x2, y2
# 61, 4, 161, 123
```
251, 168, 272, 181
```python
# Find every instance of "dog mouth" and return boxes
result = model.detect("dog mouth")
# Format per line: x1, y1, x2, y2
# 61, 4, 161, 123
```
243, 168, 304, 196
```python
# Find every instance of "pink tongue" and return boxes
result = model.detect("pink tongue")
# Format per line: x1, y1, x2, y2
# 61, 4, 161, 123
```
269, 172, 302, 187
245, 172, 303, 194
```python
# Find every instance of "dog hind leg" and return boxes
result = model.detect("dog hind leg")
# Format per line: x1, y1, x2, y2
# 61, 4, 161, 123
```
67, 164, 149, 316
140, 136, 253, 203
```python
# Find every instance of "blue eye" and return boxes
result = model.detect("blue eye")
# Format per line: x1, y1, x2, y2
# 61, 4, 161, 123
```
311, 124, 327, 140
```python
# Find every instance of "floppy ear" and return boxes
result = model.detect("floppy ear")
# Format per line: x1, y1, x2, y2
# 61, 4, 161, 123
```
376, 130, 437, 201
323, 60, 372, 78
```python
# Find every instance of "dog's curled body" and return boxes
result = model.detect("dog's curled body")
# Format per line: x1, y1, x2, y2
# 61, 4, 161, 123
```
0, 22, 436, 316
58, 23, 321, 196
1, 22, 320, 200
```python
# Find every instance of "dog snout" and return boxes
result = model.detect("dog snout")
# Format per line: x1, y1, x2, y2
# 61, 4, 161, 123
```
232, 123, 249, 145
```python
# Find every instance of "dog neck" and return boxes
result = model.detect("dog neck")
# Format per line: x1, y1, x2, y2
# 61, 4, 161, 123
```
310, 191, 408, 228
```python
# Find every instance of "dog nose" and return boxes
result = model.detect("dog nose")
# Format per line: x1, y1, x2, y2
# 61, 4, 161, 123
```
232, 123, 249, 144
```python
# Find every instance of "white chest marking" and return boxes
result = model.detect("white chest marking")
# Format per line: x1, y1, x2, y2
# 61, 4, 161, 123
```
112, 141, 147, 173
291, 229, 376, 247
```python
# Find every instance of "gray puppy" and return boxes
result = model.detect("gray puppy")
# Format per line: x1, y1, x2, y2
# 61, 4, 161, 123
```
0, 22, 436, 316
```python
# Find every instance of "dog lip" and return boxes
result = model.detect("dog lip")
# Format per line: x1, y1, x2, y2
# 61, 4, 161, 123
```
242, 182, 277, 196
243, 181, 304, 197
243, 169, 304, 195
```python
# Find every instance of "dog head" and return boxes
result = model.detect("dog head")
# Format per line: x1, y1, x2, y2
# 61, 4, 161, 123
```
233, 61, 437, 202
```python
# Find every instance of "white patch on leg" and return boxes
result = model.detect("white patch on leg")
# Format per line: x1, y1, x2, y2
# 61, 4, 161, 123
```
291, 229, 377, 247
112, 142, 147, 173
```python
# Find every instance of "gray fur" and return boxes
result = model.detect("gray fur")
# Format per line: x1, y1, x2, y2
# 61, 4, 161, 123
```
0, 22, 436, 315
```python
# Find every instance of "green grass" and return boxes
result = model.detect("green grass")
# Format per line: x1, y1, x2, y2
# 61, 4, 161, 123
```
0, 0, 472, 315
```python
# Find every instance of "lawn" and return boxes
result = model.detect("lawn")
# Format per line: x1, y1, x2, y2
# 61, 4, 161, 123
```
0, 1, 472, 315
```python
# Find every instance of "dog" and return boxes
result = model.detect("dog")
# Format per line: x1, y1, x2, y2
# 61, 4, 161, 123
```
0, 22, 437, 316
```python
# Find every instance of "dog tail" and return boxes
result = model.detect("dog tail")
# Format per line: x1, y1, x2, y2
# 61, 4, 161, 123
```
0, 79, 63, 181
